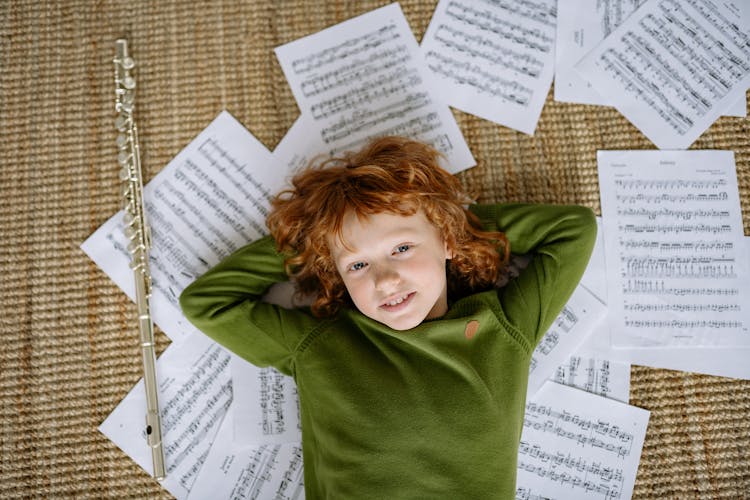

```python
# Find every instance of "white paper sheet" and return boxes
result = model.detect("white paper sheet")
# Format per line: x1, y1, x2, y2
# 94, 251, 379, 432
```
188, 411, 305, 500
554, 0, 748, 117
528, 285, 608, 396
579, 217, 608, 304
552, 355, 631, 404
724, 93, 748, 117
231, 355, 302, 446
271, 114, 327, 175
598, 150, 750, 348
274, 3, 475, 173
99, 333, 232, 499
420, 0, 557, 134
582, 315, 750, 380
516, 382, 649, 500
577, 220, 750, 379
574, 0, 750, 149
82, 111, 284, 341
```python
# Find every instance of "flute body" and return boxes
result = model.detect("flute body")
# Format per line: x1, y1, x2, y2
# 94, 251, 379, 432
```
113, 38, 167, 481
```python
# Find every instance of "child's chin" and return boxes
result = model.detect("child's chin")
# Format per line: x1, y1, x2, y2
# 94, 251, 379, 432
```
381, 315, 423, 331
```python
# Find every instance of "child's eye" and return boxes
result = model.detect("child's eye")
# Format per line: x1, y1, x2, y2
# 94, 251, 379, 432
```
394, 244, 411, 254
348, 261, 367, 272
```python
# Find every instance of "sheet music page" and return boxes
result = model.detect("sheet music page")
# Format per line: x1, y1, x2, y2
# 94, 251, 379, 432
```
99, 332, 232, 499
231, 355, 302, 445
598, 150, 750, 348
188, 411, 304, 500
574, 0, 750, 149
578, 238, 750, 380
527, 285, 608, 397
555, 0, 747, 116
274, 3, 475, 174
555, 0, 646, 105
564, 218, 750, 378
552, 355, 631, 403
516, 382, 649, 500
82, 111, 285, 342
420, 0, 557, 135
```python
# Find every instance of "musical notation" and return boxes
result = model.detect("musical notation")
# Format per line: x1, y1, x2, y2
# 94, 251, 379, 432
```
421, 0, 556, 133
291, 24, 401, 75
622, 281, 738, 296
577, 0, 750, 148
433, 24, 544, 78
188, 408, 305, 500
258, 368, 290, 436
615, 191, 728, 204
527, 285, 606, 396
300, 45, 411, 98
97, 333, 235, 498
619, 223, 732, 235
620, 239, 734, 252
309, 67, 422, 120
320, 92, 431, 143
598, 150, 748, 348
517, 448, 624, 494
552, 356, 630, 403
276, 3, 475, 173
426, 51, 533, 104
81, 112, 281, 343
616, 207, 730, 221
624, 303, 739, 313
445, 1, 554, 52
622, 256, 736, 279
516, 383, 649, 500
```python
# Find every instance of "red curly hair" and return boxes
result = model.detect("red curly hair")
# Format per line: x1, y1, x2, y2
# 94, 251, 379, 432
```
267, 136, 510, 318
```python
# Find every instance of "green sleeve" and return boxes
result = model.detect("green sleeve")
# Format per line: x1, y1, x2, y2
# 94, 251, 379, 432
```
469, 203, 597, 347
179, 235, 320, 375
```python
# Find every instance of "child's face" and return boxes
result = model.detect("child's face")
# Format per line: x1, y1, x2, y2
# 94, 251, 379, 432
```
329, 210, 452, 330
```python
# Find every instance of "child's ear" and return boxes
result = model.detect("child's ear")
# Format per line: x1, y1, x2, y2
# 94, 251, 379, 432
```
444, 240, 454, 260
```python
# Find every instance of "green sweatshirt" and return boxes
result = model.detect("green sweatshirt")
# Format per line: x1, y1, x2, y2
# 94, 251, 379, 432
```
180, 203, 597, 499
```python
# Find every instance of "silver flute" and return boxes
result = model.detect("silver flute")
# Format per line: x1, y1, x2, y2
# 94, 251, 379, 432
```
113, 38, 166, 480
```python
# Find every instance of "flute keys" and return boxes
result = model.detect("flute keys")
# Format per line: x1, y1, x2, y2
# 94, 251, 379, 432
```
123, 76, 136, 90
118, 150, 131, 166
115, 113, 129, 131
121, 56, 135, 70
116, 133, 128, 148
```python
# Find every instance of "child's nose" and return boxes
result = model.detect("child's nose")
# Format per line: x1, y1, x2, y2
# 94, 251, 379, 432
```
374, 266, 400, 291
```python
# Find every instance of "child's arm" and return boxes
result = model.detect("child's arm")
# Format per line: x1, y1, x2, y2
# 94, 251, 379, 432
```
469, 203, 597, 348
179, 235, 319, 375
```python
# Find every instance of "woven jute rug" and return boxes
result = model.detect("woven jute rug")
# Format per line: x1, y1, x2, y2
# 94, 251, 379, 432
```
1, 1, 748, 498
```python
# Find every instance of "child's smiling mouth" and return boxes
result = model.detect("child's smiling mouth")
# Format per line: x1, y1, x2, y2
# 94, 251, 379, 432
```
380, 292, 416, 311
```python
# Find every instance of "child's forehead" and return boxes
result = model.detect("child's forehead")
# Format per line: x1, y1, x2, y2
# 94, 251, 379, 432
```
329, 209, 437, 254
